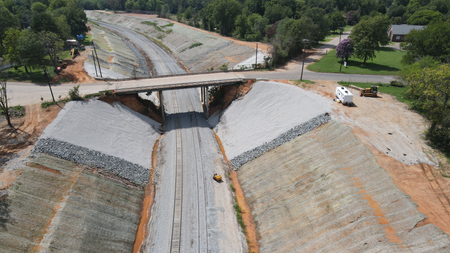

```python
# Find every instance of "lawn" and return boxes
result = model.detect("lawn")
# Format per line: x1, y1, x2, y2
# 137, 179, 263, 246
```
6, 50, 73, 83
307, 47, 405, 75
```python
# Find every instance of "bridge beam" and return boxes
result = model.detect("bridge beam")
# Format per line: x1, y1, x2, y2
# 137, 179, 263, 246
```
159, 91, 165, 123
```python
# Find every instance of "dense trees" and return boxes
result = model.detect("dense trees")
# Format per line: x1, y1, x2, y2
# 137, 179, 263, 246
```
350, 15, 390, 63
401, 21, 450, 64
0, 0, 87, 74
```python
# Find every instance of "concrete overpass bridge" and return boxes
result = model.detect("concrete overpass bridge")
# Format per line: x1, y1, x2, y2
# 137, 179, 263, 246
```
112, 73, 247, 120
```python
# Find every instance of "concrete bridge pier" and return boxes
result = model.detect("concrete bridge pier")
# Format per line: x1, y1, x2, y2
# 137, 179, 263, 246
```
158, 91, 165, 123
201, 86, 209, 118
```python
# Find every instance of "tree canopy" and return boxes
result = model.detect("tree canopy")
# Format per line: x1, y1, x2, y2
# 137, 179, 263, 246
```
401, 21, 450, 65
350, 15, 391, 63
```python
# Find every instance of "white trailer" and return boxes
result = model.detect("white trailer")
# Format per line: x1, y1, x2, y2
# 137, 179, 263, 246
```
335, 86, 353, 105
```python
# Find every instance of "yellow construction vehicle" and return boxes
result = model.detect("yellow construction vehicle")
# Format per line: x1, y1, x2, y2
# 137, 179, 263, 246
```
360, 86, 378, 97
58, 60, 68, 69
213, 173, 222, 182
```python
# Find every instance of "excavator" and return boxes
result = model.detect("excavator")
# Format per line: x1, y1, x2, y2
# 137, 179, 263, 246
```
360, 86, 378, 97
213, 173, 222, 182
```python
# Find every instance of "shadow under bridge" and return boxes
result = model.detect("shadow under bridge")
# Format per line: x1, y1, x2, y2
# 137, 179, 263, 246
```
113, 78, 245, 121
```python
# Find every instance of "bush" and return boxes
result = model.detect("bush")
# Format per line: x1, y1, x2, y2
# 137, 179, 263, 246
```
390, 80, 405, 87
69, 85, 83, 101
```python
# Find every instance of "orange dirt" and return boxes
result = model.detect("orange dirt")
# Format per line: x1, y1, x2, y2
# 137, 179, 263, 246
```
0, 104, 62, 189
301, 80, 450, 237
118, 13, 272, 52
214, 132, 259, 253
133, 136, 160, 253
101, 94, 163, 124
26, 162, 62, 175
209, 80, 254, 116
51, 49, 95, 84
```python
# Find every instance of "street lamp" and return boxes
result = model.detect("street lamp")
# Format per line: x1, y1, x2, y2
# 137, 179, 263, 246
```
300, 39, 310, 81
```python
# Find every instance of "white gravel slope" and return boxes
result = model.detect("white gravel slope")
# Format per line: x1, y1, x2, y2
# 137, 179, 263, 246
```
40, 100, 161, 168
209, 81, 331, 160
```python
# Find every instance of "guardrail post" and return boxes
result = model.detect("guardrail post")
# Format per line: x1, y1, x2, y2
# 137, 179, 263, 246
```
159, 90, 165, 123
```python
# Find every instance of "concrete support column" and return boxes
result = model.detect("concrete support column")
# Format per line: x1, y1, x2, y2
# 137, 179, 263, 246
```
204, 86, 209, 118
201, 86, 204, 104
158, 90, 165, 123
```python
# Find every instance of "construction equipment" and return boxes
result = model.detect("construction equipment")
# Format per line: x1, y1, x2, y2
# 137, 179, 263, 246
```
58, 60, 67, 69
360, 86, 378, 97
71, 48, 80, 59
213, 173, 222, 182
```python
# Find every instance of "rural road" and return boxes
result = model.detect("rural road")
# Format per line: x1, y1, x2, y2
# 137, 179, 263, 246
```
87, 21, 243, 251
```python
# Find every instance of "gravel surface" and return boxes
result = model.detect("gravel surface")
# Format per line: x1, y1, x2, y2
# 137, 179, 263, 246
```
39, 100, 161, 169
33, 138, 149, 185
231, 113, 331, 170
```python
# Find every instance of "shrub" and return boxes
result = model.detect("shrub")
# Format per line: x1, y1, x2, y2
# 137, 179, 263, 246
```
69, 85, 83, 101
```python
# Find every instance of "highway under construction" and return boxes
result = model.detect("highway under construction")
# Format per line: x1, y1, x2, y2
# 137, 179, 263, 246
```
1, 11, 450, 253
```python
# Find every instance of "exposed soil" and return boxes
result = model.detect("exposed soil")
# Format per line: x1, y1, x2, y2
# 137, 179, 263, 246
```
51, 49, 95, 84
209, 80, 254, 116
133, 136, 160, 253
101, 94, 163, 124
119, 12, 272, 53
0, 104, 62, 189
300, 80, 450, 236
213, 132, 259, 253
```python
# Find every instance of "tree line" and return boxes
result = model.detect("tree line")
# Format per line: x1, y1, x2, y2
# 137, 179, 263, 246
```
1, 0, 88, 73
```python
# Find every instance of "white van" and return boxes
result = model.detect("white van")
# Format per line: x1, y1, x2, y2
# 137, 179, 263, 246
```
335, 86, 353, 105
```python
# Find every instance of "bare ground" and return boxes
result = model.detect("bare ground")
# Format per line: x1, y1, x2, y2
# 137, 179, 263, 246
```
297, 80, 450, 236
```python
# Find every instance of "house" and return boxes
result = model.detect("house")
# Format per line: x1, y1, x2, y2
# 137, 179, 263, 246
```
388, 25, 424, 42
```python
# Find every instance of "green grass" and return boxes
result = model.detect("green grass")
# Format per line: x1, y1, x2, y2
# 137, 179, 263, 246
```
338, 81, 414, 106
0, 105, 24, 118
83, 35, 93, 46
161, 22, 174, 27
134, 30, 172, 52
307, 47, 405, 75
6, 49, 74, 83
233, 197, 245, 233
142, 21, 164, 32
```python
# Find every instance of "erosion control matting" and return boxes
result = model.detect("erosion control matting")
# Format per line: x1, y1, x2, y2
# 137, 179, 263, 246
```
0, 153, 143, 252
238, 120, 450, 252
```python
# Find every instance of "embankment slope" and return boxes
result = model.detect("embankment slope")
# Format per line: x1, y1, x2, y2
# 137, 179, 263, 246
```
238, 120, 450, 252
0, 153, 143, 252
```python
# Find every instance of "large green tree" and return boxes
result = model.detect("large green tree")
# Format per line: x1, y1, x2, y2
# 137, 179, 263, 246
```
401, 21, 450, 64
403, 64, 450, 134
350, 15, 390, 63
407, 9, 444, 25
0, 7, 19, 56
211, 0, 241, 36
329, 11, 346, 32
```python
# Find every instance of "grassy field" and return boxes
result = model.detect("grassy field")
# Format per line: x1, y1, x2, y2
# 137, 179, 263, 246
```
6, 50, 74, 83
307, 47, 405, 75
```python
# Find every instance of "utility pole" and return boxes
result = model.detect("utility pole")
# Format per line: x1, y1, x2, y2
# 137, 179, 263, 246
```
92, 51, 98, 77
300, 39, 309, 81
42, 65, 56, 103
92, 41, 103, 78
339, 27, 344, 43
255, 43, 258, 69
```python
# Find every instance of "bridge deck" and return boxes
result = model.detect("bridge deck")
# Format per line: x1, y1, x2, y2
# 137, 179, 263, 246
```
114, 78, 244, 94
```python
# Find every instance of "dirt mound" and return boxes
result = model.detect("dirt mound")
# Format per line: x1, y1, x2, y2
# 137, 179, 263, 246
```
238, 120, 450, 252
51, 49, 95, 83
